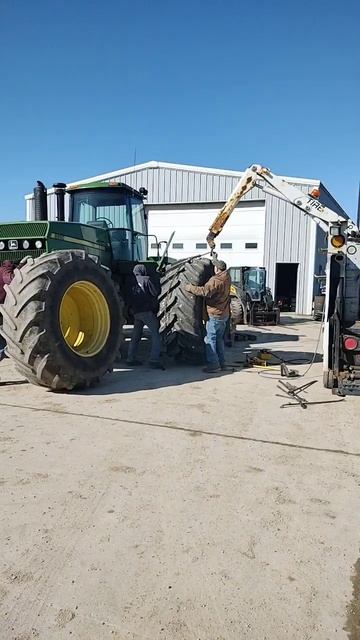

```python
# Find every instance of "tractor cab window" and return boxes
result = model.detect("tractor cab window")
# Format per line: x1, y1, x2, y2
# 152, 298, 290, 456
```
130, 197, 147, 235
229, 267, 241, 284
71, 188, 148, 262
244, 268, 266, 298
71, 189, 131, 228
130, 196, 148, 261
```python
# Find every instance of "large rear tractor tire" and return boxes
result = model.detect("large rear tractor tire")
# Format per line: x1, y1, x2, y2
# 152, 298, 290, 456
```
158, 258, 213, 363
0, 250, 124, 391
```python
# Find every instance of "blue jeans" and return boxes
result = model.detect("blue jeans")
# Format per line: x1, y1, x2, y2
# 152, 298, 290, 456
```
128, 311, 161, 363
204, 316, 228, 367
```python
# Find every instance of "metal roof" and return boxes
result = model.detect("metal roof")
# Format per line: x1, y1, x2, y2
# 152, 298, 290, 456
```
67, 160, 320, 187
25, 160, 320, 203
25, 160, 346, 219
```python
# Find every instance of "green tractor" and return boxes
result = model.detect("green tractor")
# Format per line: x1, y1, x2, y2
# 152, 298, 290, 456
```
0, 181, 211, 391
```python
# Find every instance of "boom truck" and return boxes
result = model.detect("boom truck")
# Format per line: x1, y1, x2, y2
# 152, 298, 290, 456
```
160, 164, 360, 396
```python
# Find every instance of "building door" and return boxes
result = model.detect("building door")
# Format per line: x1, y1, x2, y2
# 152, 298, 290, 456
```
275, 263, 298, 312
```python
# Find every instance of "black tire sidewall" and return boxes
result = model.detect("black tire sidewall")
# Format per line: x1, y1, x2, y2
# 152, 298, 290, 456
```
159, 258, 213, 361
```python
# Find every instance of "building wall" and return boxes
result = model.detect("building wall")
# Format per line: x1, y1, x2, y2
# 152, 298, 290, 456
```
263, 188, 317, 315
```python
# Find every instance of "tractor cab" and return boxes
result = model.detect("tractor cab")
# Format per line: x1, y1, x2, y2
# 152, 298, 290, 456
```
243, 267, 266, 302
229, 266, 267, 301
68, 182, 150, 265
229, 266, 279, 326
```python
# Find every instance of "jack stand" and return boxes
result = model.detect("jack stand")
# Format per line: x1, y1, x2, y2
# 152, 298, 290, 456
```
276, 379, 317, 409
280, 362, 299, 378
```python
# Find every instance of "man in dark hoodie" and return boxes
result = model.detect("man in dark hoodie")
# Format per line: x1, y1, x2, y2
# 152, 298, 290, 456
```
0, 260, 15, 361
126, 264, 162, 368
185, 259, 231, 372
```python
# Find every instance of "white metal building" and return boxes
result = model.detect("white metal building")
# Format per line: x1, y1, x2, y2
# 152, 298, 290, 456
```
25, 160, 346, 315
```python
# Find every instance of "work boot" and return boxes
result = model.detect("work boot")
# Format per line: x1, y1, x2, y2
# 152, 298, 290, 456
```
126, 359, 143, 366
202, 365, 221, 373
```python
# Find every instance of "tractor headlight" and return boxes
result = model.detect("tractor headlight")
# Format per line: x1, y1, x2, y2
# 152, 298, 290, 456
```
22, 240, 30, 249
0, 241, 5, 250
35, 240, 43, 249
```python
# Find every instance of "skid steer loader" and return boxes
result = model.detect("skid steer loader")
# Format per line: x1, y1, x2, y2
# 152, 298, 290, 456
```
229, 266, 280, 327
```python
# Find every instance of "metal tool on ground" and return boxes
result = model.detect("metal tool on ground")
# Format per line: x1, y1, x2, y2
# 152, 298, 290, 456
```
276, 378, 345, 408
245, 349, 298, 375
268, 352, 300, 378
276, 379, 318, 409
280, 362, 300, 378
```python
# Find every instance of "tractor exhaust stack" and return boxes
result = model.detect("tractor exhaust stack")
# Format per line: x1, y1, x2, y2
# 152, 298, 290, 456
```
53, 183, 67, 222
34, 181, 48, 221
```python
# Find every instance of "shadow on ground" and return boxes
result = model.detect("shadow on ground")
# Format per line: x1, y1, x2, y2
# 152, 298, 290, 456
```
76, 319, 323, 396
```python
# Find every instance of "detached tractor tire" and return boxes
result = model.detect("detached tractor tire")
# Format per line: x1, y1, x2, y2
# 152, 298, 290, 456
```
158, 258, 213, 363
0, 250, 123, 391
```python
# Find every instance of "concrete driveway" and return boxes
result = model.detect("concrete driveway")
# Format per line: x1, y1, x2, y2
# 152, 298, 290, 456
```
0, 317, 359, 639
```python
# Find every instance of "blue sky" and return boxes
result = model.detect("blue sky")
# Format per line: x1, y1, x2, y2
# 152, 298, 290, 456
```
0, 0, 359, 219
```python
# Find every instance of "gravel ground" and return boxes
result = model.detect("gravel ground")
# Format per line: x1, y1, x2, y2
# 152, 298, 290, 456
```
0, 317, 359, 640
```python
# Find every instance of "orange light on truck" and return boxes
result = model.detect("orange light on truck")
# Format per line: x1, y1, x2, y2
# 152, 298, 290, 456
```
331, 235, 345, 248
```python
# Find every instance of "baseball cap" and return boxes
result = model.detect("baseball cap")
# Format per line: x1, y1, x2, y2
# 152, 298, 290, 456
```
212, 258, 227, 271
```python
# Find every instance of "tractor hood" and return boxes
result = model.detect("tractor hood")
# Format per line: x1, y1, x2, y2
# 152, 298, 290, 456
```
0, 220, 111, 267
0, 221, 50, 262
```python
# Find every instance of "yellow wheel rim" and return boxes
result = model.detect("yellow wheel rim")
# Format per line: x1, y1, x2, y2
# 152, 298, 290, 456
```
59, 281, 110, 357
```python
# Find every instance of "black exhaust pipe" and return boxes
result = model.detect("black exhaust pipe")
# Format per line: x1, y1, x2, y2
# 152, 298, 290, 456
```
53, 183, 67, 222
34, 181, 48, 221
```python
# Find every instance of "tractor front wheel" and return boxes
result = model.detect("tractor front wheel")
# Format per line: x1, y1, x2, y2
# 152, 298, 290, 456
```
0, 250, 123, 391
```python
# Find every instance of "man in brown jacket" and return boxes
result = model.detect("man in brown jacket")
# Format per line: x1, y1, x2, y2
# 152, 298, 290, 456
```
185, 259, 231, 372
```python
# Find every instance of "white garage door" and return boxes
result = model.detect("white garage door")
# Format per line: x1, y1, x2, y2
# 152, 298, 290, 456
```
147, 202, 266, 268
